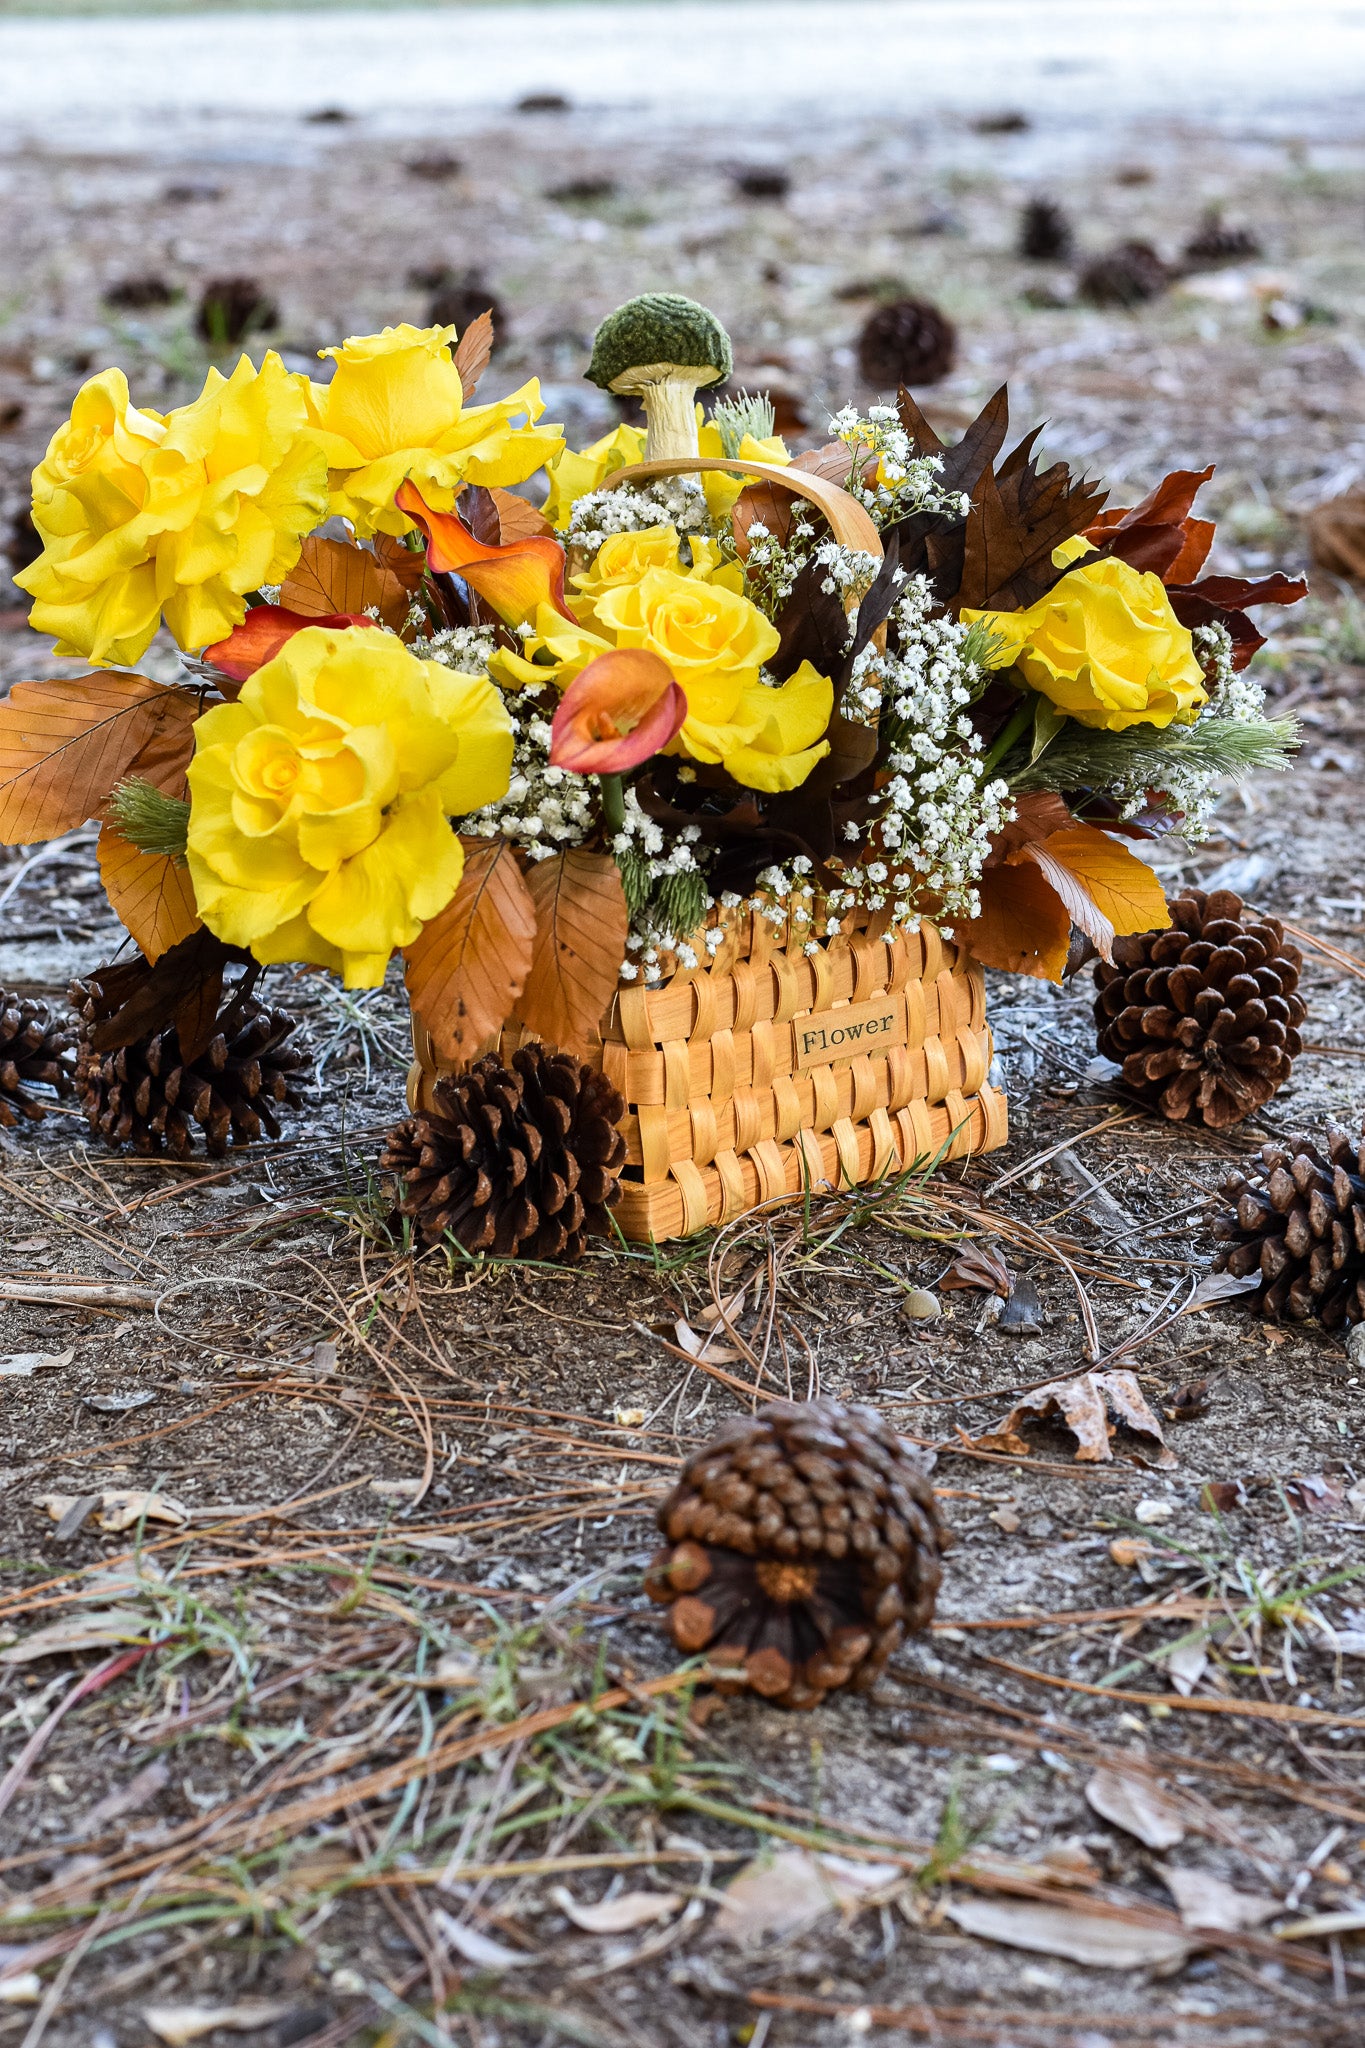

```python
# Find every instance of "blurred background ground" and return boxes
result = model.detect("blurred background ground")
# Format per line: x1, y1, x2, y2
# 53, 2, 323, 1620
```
0, 5, 1364, 2046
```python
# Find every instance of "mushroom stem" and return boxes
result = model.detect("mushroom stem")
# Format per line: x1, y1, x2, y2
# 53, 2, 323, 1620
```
633, 372, 703, 460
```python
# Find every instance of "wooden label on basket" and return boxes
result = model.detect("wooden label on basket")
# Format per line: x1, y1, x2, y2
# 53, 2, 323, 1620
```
794, 992, 907, 1070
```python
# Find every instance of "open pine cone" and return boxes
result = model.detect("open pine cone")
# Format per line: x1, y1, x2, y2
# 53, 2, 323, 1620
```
1212, 1124, 1365, 1329
0, 990, 74, 1127
382, 1043, 626, 1262
73, 977, 305, 1158
856, 296, 956, 388
1094, 889, 1305, 1128
646, 1399, 944, 1710
1078, 239, 1169, 307
1018, 196, 1073, 262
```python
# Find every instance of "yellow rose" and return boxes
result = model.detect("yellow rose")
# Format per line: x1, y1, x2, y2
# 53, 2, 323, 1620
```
17, 355, 326, 666
962, 556, 1208, 732
307, 324, 564, 537
722, 661, 833, 792
186, 625, 512, 987
542, 422, 646, 530
568, 523, 743, 633
593, 567, 781, 762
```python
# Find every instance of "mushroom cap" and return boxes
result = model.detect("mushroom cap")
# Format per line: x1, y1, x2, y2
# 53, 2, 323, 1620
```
586, 292, 733, 393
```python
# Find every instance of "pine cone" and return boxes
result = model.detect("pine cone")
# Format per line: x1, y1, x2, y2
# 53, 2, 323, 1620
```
1018, 197, 1073, 262
1077, 240, 1169, 307
195, 275, 279, 345
426, 272, 505, 342
73, 977, 305, 1158
856, 297, 956, 389
382, 1043, 626, 1262
1094, 889, 1305, 1129
645, 1399, 944, 1710
1182, 212, 1262, 271
1211, 1123, 1365, 1329
0, 991, 74, 1127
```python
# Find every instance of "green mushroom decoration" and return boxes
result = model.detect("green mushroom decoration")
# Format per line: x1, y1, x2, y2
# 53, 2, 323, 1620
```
586, 291, 734, 460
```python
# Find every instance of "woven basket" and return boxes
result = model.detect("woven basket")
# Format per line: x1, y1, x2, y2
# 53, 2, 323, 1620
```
406, 451, 1009, 1238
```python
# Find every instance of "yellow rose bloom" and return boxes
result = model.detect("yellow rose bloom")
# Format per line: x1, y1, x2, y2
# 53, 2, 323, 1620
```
962, 556, 1208, 732
17, 355, 327, 666
542, 422, 646, 530
723, 661, 833, 792
568, 524, 743, 633
593, 566, 781, 763
186, 625, 512, 987
306, 324, 564, 537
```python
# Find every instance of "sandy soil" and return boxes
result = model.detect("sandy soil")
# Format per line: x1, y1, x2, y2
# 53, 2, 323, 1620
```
0, 71, 1364, 2048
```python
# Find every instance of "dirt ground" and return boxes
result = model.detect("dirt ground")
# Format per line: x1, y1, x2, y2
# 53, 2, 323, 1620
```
1, 85, 1364, 2048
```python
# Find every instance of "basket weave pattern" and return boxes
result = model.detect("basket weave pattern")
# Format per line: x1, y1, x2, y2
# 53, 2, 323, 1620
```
410, 908, 1007, 1241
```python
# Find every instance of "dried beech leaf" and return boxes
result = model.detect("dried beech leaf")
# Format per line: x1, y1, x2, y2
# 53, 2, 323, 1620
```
1156, 1865, 1278, 1933
371, 531, 428, 596
97, 825, 201, 965
957, 860, 1073, 980
0, 674, 188, 844
488, 486, 554, 544
944, 1895, 1189, 1971
968, 1369, 1175, 1468
712, 1849, 900, 1945
405, 838, 537, 1062
516, 849, 628, 1054
1018, 825, 1170, 943
1015, 837, 1118, 963
1085, 1765, 1189, 1849
281, 535, 409, 629
452, 308, 495, 400
941, 1245, 1012, 1297
986, 790, 1075, 863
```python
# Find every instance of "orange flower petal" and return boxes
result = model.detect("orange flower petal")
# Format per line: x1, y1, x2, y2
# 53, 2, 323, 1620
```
395, 479, 573, 627
549, 648, 686, 774
203, 605, 378, 682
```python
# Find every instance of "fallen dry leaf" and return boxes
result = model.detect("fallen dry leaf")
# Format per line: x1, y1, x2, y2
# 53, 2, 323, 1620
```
0, 1348, 73, 1378
1284, 1472, 1345, 1516
551, 1887, 681, 1934
1162, 1379, 1211, 1421
940, 1244, 1012, 1297
1157, 1863, 1278, 1932
672, 1319, 744, 1365
1165, 1637, 1209, 1698
711, 1849, 900, 1945
0, 1607, 151, 1665
431, 1906, 538, 1970
944, 1895, 1189, 1970
967, 1369, 1175, 1468
1085, 1763, 1188, 1849
144, 2002, 299, 2046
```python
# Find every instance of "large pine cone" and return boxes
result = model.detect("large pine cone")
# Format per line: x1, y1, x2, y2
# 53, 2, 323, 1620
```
0, 990, 74, 1127
645, 1399, 944, 1710
73, 979, 305, 1158
1182, 212, 1262, 271
1018, 196, 1073, 262
1212, 1123, 1365, 1329
1078, 239, 1169, 307
382, 1043, 626, 1263
1094, 889, 1305, 1129
857, 296, 956, 388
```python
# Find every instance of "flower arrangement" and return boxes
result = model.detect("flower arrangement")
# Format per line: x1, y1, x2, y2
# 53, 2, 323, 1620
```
1, 292, 1304, 1169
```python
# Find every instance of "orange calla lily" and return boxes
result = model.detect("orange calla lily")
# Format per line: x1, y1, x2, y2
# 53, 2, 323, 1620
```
549, 648, 687, 774
395, 479, 574, 628
203, 603, 378, 682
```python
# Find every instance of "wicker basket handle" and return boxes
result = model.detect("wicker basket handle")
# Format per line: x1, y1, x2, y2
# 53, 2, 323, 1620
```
609, 455, 884, 559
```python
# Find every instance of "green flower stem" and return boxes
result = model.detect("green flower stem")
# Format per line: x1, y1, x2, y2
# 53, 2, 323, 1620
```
598, 773, 626, 837
979, 695, 1036, 777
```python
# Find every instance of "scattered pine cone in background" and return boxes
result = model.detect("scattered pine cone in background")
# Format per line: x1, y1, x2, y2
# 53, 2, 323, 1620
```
1094, 889, 1305, 1129
1182, 211, 1262, 271
1212, 1123, 1365, 1328
645, 1399, 944, 1709
426, 271, 505, 341
73, 978, 305, 1158
195, 275, 280, 346
103, 274, 176, 311
383, 1044, 626, 1262
0, 991, 74, 1127
1018, 196, 1074, 261
1077, 239, 1169, 307
856, 296, 957, 388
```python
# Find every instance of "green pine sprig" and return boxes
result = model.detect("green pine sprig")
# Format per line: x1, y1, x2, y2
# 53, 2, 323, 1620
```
107, 777, 191, 860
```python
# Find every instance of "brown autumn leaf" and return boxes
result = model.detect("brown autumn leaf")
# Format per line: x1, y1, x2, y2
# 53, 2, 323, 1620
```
452, 308, 495, 400
404, 837, 537, 1062
516, 849, 628, 1054
280, 536, 409, 629
0, 674, 190, 845
1307, 490, 1365, 583
957, 433, 1107, 613
985, 789, 1075, 864
371, 531, 428, 596
97, 826, 200, 965
1013, 825, 1169, 948
1085, 466, 1216, 583
967, 1369, 1176, 1469
488, 487, 554, 544
88, 929, 245, 1054
732, 478, 800, 556
941, 1244, 1013, 1297
957, 860, 1073, 980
